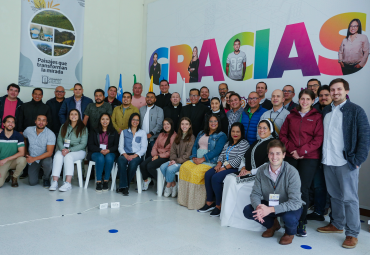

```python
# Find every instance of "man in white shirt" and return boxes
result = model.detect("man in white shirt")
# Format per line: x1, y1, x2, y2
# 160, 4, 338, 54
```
226, 39, 246, 81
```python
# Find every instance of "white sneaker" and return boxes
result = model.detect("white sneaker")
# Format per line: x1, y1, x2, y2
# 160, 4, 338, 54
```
142, 177, 151, 191
49, 181, 58, 191
171, 183, 178, 198
164, 186, 172, 197
59, 182, 72, 192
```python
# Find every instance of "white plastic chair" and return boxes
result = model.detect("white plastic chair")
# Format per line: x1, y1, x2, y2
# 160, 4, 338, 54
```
84, 161, 118, 191
136, 166, 142, 193
157, 168, 179, 197
62, 159, 84, 187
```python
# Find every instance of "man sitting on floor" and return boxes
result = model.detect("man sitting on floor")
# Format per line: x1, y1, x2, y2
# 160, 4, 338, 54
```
243, 139, 304, 245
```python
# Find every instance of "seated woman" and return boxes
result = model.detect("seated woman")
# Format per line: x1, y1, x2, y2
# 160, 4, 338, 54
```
87, 113, 119, 192
117, 113, 147, 196
159, 117, 194, 197
219, 119, 275, 230
49, 109, 88, 192
199, 122, 249, 216
140, 118, 177, 191
178, 114, 227, 210
206, 97, 229, 135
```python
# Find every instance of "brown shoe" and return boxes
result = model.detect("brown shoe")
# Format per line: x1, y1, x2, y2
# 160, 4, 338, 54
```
317, 223, 343, 233
279, 233, 294, 245
262, 218, 281, 238
11, 177, 18, 187
342, 236, 358, 249
5, 170, 13, 183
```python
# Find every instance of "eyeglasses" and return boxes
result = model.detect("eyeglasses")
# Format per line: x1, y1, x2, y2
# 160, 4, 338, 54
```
132, 119, 140, 122
248, 97, 259, 101
282, 90, 293, 93
258, 127, 269, 130
307, 84, 319, 89
189, 95, 199, 98
350, 25, 359, 28
209, 120, 218, 123
55, 91, 65, 93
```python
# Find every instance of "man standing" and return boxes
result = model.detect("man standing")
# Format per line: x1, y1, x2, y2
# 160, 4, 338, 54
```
163, 92, 182, 132
23, 115, 55, 187
307, 79, 321, 105
155, 80, 171, 109
131, 83, 146, 109
149, 53, 161, 85
256, 82, 273, 110
241, 92, 267, 145
243, 140, 304, 245
199, 86, 211, 109
83, 89, 112, 130
317, 78, 370, 249
180, 89, 209, 136
259, 89, 290, 138
226, 93, 244, 133
140, 92, 164, 157
282, 85, 298, 111
218, 83, 228, 108
226, 39, 246, 81
59, 83, 93, 124
112, 92, 139, 134
0, 116, 27, 188
46, 86, 65, 136
104, 86, 121, 110
313, 85, 332, 113
0, 84, 23, 132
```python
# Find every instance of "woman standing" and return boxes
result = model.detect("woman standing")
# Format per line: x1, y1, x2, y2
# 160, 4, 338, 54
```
205, 97, 229, 135
49, 109, 88, 192
280, 89, 323, 237
178, 114, 227, 209
87, 113, 119, 192
140, 118, 177, 191
199, 122, 249, 216
159, 117, 195, 197
117, 113, 147, 196
339, 19, 369, 75
188, 46, 199, 83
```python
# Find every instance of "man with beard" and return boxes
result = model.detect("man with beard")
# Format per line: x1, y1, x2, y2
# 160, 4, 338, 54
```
104, 86, 121, 110
0, 83, 23, 132
218, 83, 228, 109
199, 86, 211, 109
112, 92, 139, 133
163, 92, 182, 132
313, 85, 332, 113
83, 89, 112, 130
149, 53, 161, 85
46, 86, 65, 137
0, 116, 27, 187
23, 115, 55, 187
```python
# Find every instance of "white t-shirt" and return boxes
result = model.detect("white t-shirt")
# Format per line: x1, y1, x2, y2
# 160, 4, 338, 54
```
142, 105, 154, 134
227, 51, 247, 80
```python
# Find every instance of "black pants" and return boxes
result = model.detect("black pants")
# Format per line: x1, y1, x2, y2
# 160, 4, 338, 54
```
140, 156, 169, 180
341, 63, 362, 75
285, 157, 320, 224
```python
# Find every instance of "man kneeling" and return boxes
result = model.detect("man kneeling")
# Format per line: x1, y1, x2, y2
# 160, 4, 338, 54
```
243, 139, 304, 245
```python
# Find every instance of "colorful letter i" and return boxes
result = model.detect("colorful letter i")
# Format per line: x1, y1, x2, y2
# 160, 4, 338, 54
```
254, 29, 270, 79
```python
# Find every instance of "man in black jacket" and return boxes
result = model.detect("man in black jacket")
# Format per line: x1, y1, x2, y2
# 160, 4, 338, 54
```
313, 85, 332, 113
0, 84, 23, 132
155, 80, 171, 109
282, 85, 298, 111
163, 92, 182, 132
180, 88, 209, 136
104, 86, 121, 110
46, 86, 65, 136
256, 81, 273, 110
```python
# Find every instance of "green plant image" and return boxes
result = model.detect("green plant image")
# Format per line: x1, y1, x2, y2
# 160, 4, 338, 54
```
32, 10, 74, 31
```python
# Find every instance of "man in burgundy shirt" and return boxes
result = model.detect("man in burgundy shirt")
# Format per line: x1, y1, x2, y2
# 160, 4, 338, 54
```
0, 83, 23, 132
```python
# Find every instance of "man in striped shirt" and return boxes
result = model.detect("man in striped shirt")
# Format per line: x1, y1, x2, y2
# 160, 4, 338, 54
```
0, 115, 27, 188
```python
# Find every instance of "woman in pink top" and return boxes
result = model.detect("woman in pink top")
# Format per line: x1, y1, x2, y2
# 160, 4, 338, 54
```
339, 19, 369, 75
140, 118, 177, 190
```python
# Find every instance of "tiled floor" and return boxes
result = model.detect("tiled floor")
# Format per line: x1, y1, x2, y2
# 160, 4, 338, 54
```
1, 178, 369, 255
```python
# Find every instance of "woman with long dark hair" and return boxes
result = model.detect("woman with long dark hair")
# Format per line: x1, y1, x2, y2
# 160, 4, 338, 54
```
205, 97, 229, 135
224, 91, 234, 113
188, 46, 199, 83
339, 18, 369, 75
280, 89, 323, 237
87, 113, 119, 192
140, 118, 177, 191
50, 109, 88, 192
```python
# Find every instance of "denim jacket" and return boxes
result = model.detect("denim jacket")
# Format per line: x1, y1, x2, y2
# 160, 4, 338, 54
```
190, 131, 227, 164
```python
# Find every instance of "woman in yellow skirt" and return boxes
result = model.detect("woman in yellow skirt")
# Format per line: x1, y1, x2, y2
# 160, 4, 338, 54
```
178, 114, 227, 209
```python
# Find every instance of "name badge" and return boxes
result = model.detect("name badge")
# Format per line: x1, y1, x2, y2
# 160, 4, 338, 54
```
269, 194, 280, 206
64, 139, 71, 148
100, 144, 107, 150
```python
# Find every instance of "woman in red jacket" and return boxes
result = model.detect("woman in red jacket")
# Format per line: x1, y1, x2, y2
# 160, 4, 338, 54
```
280, 89, 323, 237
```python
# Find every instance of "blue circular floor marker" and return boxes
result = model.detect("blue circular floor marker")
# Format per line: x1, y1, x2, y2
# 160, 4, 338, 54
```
301, 245, 312, 250
109, 229, 118, 233
360, 220, 364, 223
56, 199, 64, 202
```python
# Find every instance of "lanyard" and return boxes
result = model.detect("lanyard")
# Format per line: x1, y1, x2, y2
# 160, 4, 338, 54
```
66, 127, 75, 139
270, 109, 282, 126
225, 144, 236, 161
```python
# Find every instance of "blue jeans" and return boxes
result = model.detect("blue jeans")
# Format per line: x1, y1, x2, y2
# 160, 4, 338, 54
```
91, 152, 116, 181
117, 155, 143, 188
313, 164, 327, 215
159, 161, 181, 183
243, 200, 303, 235
205, 167, 238, 206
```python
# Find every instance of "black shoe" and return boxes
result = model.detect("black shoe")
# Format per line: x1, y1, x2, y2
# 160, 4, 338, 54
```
116, 187, 124, 193
306, 212, 325, 221
198, 203, 216, 213
19, 172, 28, 179
96, 182, 102, 192
210, 207, 221, 217
102, 181, 109, 191
122, 187, 129, 196
43, 179, 51, 188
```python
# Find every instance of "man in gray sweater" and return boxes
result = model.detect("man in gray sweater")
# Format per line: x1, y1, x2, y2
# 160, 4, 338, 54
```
243, 139, 304, 245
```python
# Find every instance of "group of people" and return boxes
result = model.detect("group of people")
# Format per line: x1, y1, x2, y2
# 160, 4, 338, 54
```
0, 77, 369, 249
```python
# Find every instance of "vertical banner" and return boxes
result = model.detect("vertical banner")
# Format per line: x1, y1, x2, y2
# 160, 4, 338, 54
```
19, 0, 85, 89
